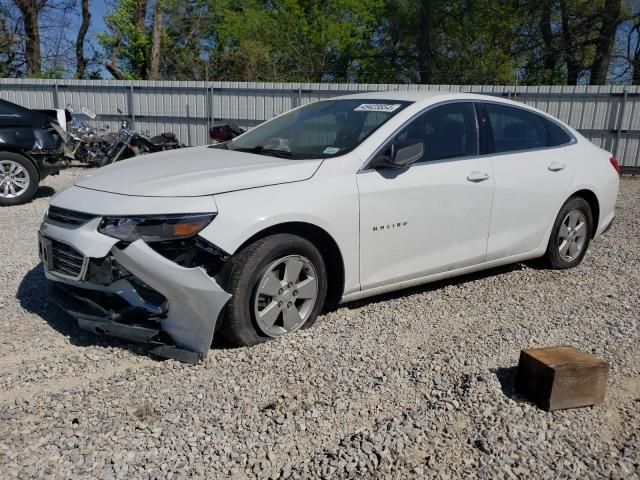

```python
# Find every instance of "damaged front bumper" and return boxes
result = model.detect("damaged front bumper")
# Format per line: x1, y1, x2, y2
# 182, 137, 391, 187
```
40, 216, 231, 363
32, 147, 70, 179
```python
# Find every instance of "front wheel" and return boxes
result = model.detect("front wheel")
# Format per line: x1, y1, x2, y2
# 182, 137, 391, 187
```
220, 234, 328, 346
0, 152, 39, 206
96, 150, 113, 167
542, 197, 593, 269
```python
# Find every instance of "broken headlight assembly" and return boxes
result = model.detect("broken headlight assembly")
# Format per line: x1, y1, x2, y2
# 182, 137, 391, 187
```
98, 213, 215, 243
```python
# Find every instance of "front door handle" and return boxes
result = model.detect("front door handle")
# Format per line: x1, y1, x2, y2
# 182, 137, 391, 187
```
467, 171, 490, 182
548, 161, 566, 172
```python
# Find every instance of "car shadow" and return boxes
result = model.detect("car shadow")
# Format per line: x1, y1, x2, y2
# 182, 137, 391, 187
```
16, 264, 151, 356
33, 185, 56, 200
340, 262, 532, 311
18, 260, 549, 360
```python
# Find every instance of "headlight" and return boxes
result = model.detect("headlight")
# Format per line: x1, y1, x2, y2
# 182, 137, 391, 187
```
98, 213, 215, 243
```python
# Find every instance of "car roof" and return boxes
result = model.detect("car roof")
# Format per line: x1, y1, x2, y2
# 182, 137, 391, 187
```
337, 90, 449, 102
336, 90, 518, 106
0, 98, 50, 127
334, 90, 570, 124
0, 98, 32, 113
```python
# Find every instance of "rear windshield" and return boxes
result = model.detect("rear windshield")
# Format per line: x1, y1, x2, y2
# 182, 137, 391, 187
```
0, 100, 23, 116
226, 99, 411, 160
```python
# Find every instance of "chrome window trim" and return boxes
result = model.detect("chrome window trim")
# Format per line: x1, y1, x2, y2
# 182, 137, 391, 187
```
479, 141, 577, 159
358, 98, 577, 173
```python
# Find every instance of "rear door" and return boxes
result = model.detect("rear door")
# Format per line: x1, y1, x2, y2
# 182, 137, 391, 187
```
479, 102, 574, 261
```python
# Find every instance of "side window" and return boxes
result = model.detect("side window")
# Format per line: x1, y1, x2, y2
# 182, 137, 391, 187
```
394, 102, 478, 161
485, 104, 546, 153
544, 118, 572, 146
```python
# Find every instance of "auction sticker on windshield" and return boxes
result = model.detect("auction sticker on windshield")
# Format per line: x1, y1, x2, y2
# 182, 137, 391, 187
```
354, 104, 402, 112
323, 147, 340, 154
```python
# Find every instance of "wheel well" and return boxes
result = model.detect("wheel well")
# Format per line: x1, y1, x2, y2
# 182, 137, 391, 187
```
570, 189, 600, 238
0, 148, 40, 180
236, 222, 345, 312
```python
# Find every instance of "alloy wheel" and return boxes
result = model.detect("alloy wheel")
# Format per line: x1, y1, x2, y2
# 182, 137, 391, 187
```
557, 209, 587, 262
0, 160, 31, 199
253, 255, 318, 337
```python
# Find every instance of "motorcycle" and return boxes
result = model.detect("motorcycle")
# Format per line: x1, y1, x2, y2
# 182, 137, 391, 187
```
209, 122, 245, 142
59, 106, 113, 166
94, 110, 184, 167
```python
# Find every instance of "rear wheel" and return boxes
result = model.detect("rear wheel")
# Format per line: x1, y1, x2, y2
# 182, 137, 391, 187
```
543, 197, 593, 269
0, 152, 39, 206
221, 234, 328, 346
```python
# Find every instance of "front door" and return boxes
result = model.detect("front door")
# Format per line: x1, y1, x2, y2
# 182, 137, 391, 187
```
357, 102, 494, 291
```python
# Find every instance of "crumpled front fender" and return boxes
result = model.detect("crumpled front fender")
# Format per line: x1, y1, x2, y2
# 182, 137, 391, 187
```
111, 240, 231, 356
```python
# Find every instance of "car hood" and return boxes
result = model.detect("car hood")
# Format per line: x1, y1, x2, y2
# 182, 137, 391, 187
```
75, 146, 323, 197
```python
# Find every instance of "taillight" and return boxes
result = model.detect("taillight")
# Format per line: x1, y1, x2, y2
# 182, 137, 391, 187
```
610, 157, 620, 175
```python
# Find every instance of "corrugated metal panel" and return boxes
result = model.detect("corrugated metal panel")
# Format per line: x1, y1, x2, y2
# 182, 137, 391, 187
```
0, 79, 638, 166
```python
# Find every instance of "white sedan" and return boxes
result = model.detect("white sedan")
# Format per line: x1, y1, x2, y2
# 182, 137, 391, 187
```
39, 92, 620, 362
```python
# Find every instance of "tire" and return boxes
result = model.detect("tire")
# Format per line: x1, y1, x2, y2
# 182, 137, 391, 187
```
0, 152, 39, 207
97, 147, 118, 167
97, 153, 110, 168
220, 234, 328, 346
542, 196, 593, 269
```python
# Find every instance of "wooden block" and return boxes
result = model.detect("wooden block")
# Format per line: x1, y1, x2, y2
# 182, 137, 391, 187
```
515, 346, 609, 411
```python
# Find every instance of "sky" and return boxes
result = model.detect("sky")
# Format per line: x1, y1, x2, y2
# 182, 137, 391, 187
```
86, 0, 108, 76
89, 1, 108, 35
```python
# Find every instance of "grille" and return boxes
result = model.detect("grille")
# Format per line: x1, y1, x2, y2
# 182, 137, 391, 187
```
47, 206, 97, 227
49, 239, 87, 279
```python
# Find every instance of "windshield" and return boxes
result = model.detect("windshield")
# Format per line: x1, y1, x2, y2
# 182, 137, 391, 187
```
226, 99, 411, 159
69, 113, 93, 129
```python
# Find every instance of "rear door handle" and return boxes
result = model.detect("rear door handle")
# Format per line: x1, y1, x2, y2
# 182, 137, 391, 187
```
548, 161, 566, 172
467, 171, 490, 182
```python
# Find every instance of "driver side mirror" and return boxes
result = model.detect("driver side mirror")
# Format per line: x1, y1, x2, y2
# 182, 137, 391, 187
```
371, 140, 424, 169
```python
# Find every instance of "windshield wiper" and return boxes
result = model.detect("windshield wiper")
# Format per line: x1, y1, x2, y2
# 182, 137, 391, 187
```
231, 145, 292, 158
261, 148, 292, 158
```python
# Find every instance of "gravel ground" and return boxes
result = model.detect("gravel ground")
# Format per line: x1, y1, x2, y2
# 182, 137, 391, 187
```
0, 167, 639, 480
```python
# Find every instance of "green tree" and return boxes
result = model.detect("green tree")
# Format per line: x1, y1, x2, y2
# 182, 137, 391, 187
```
98, 0, 151, 79
0, 3, 20, 77
93, 0, 638, 84
205, 0, 387, 82
521, 0, 628, 85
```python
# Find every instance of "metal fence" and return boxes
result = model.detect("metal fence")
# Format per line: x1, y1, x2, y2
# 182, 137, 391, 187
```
1, 79, 639, 171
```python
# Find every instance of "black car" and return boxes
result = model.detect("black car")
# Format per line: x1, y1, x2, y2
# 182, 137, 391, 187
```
0, 99, 69, 206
